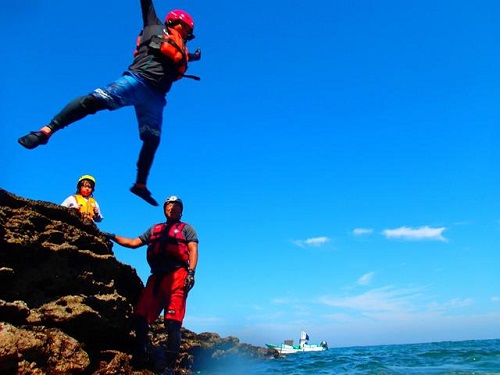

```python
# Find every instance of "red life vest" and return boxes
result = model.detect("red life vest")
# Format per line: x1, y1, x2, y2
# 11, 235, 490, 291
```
134, 26, 189, 81
146, 222, 189, 274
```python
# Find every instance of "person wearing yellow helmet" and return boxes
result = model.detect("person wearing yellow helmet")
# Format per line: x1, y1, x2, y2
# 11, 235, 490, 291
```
61, 175, 103, 222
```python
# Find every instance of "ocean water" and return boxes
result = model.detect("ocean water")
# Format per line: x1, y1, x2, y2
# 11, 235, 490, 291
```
195, 339, 500, 375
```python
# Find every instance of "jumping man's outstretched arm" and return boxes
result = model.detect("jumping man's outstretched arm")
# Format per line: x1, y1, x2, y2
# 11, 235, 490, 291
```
140, 0, 162, 26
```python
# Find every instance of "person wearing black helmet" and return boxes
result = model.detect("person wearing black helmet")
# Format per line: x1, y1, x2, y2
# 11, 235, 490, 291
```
18, 0, 202, 207
61, 175, 104, 222
103, 195, 198, 371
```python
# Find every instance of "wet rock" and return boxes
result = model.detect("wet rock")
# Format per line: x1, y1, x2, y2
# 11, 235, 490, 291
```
0, 189, 274, 374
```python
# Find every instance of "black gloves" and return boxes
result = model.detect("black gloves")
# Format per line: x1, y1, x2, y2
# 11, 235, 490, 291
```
101, 231, 116, 241
189, 48, 201, 61
184, 269, 195, 292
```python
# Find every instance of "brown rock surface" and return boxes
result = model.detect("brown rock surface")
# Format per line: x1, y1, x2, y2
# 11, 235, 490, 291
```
0, 189, 274, 374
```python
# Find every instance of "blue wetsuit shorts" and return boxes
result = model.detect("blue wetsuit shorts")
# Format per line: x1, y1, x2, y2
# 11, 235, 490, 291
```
91, 71, 167, 139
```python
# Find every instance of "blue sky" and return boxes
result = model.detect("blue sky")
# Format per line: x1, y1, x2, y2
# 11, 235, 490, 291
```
2, 0, 499, 348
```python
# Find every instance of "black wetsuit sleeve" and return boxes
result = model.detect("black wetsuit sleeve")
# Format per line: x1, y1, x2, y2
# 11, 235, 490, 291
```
140, 0, 162, 26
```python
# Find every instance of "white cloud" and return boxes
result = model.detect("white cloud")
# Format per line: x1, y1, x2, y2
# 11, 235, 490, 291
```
293, 236, 330, 248
357, 272, 375, 286
427, 298, 473, 311
271, 297, 296, 305
353, 228, 373, 236
318, 286, 423, 313
382, 226, 447, 241
491, 296, 500, 302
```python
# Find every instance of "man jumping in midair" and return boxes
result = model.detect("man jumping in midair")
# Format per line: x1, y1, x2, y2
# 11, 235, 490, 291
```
18, 0, 201, 206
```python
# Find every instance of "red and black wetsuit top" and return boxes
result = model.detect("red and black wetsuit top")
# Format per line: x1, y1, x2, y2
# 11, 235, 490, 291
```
142, 220, 197, 275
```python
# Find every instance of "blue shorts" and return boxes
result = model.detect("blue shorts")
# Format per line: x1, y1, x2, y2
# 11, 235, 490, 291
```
92, 71, 167, 139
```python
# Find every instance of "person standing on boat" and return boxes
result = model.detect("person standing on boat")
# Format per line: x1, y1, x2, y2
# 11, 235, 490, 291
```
299, 331, 310, 348
102, 196, 198, 372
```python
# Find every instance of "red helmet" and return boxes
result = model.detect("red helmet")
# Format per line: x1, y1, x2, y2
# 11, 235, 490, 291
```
165, 9, 195, 35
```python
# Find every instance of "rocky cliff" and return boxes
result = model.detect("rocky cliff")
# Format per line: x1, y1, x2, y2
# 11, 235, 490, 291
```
0, 189, 273, 374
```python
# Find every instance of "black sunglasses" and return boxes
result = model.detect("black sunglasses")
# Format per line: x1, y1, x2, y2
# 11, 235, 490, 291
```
166, 19, 195, 41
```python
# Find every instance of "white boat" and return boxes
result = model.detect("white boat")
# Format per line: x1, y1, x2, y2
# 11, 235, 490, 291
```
266, 331, 328, 354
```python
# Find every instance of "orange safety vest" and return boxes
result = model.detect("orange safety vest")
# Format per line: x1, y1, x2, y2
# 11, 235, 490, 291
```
146, 222, 189, 274
73, 194, 97, 220
134, 26, 189, 81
